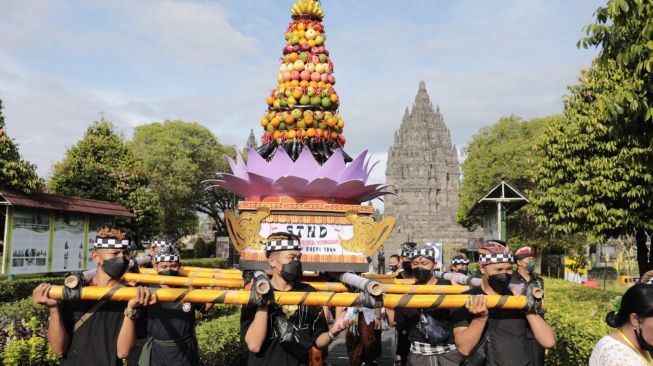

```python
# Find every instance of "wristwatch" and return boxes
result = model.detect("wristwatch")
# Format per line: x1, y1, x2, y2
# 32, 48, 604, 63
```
124, 308, 141, 320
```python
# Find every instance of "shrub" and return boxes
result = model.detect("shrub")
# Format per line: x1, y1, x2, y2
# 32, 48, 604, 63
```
544, 277, 622, 366
196, 304, 240, 323
181, 258, 228, 269
0, 298, 49, 330
1, 317, 59, 366
0, 278, 65, 303
196, 314, 246, 366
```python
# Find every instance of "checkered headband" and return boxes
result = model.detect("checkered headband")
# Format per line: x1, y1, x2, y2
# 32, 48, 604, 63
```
93, 237, 130, 249
479, 253, 513, 264
155, 246, 180, 263
400, 243, 416, 258
265, 239, 301, 252
151, 240, 171, 248
451, 256, 469, 265
411, 246, 436, 261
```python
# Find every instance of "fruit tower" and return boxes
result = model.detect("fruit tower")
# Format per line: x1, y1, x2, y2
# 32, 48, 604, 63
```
257, 0, 348, 163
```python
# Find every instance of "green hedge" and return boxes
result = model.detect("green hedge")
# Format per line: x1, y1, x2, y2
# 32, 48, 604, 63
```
182, 258, 229, 269
196, 304, 240, 323
196, 313, 247, 366
544, 277, 622, 366
0, 278, 65, 303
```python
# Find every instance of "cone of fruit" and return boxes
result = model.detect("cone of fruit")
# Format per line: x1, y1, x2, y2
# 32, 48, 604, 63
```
257, 0, 350, 164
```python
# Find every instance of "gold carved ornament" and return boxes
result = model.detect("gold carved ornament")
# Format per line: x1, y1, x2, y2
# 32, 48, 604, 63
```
224, 207, 270, 251
339, 210, 396, 256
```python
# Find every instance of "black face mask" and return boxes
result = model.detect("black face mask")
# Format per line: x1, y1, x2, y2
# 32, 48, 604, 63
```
390, 265, 399, 272
401, 261, 413, 274
488, 273, 512, 295
456, 268, 469, 276
158, 269, 179, 277
280, 260, 302, 283
413, 268, 432, 284
637, 325, 653, 352
102, 256, 129, 279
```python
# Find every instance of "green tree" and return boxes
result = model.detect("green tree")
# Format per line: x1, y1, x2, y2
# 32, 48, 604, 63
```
456, 115, 560, 248
131, 121, 235, 239
49, 120, 162, 242
0, 99, 43, 194
535, 0, 653, 275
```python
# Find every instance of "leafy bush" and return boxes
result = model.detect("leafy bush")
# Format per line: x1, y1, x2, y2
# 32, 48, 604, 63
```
196, 304, 240, 323
0, 278, 65, 303
182, 258, 228, 269
0, 298, 49, 330
196, 314, 246, 366
0, 317, 59, 366
544, 277, 622, 366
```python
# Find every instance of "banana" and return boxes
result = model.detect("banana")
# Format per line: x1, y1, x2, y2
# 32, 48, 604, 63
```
292, 3, 300, 15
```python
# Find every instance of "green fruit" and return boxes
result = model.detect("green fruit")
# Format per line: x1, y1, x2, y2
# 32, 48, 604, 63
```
314, 111, 324, 120
310, 96, 321, 105
299, 52, 309, 62
267, 123, 275, 131
319, 54, 327, 63
321, 97, 332, 108
290, 35, 300, 45
333, 126, 341, 133
287, 97, 297, 106
315, 35, 325, 45
280, 112, 289, 120
320, 89, 328, 98
291, 109, 303, 120
297, 121, 307, 129
273, 100, 281, 109
324, 111, 333, 120
285, 89, 292, 97
303, 110, 313, 117
285, 32, 293, 40
279, 99, 288, 107
283, 55, 290, 63
300, 95, 311, 105
279, 122, 287, 130
318, 122, 327, 130
307, 86, 315, 97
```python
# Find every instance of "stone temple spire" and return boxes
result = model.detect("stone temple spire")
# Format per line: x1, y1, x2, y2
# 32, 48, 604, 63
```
245, 129, 257, 150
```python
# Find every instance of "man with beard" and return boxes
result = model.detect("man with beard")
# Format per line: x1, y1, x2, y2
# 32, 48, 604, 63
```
241, 232, 352, 366
449, 253, 470, 275
451, 242, 555, 366
393, 244, 461, 366
32, 226, 155, 366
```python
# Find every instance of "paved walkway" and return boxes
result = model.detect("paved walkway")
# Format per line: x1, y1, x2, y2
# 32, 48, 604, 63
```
326, 328, 395, 366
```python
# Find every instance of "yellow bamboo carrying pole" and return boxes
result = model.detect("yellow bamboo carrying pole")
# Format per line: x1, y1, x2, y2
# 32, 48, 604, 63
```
122, 273, 244, 288
139, 267, 243, 279
47, 286, 527, 309
176, 266, 242, 274
305, 282, 470, 294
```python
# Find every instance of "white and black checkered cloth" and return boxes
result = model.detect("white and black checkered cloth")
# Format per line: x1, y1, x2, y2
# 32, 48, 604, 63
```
265, 239, 301, 252
479, 253, 513, 264
155, 254, 180, 263
93, 237, 130, 249
400, 244, 414, 257
411, 247, 436, 260
151, 240, 171, 248
410, 341, 456, 356
451, 258, 469, 265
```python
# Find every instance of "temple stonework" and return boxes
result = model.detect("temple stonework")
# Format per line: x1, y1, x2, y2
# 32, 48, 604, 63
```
384, 81, 477, 253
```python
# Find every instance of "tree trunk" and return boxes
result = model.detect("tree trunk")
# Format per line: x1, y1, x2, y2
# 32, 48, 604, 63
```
636, 229, 650, 277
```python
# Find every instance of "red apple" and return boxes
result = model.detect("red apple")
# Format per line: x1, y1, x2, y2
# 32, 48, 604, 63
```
318, 46, 326, 53
320, 73, 329, 82
292, 45, 301, 52
300, 43, 310, 52
300, 70, 311, 81
311, 72, 321, 82
283, 71, 291, 82
284, 45, 294, 54
310, 55, 320, 64
291, 70, 300, 81
329, 75, 336, 84
311, 46, 319, 54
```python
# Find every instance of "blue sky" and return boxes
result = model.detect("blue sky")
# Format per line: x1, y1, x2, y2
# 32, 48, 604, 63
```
1, 0, 601, 188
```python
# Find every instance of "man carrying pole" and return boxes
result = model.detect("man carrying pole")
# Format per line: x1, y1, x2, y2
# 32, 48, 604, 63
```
32, 226, 155, 366
451, 242, 555, 365
130, 245, 213, 366
240, 232, 353, 366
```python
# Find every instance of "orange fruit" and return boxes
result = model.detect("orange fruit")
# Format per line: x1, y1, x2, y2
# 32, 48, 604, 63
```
266, 96, 275, 105
304, 115, 314, 125
308, 40, 315, 47
337, 120, 344, 128
273, 131, 281, 139
330, 94, 338, 102
326, 118, 336, 127
299, 30, 305, 38
297, 22, 306, 31
292, 88, 303, 99
271, 117, 281, 127
309, 81, 318, 87
299, 80, 309, 87
317, 81, 325, 88
300, 38, 307, 44
290, 80, 300, 87
289, 53, 298, 62
307, 128, 316, 137
316, 128, 324, 136
287, 130, 297, 139
260, 118, 268, 126
285, 116, 295, 125
331, 131, 338, 139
